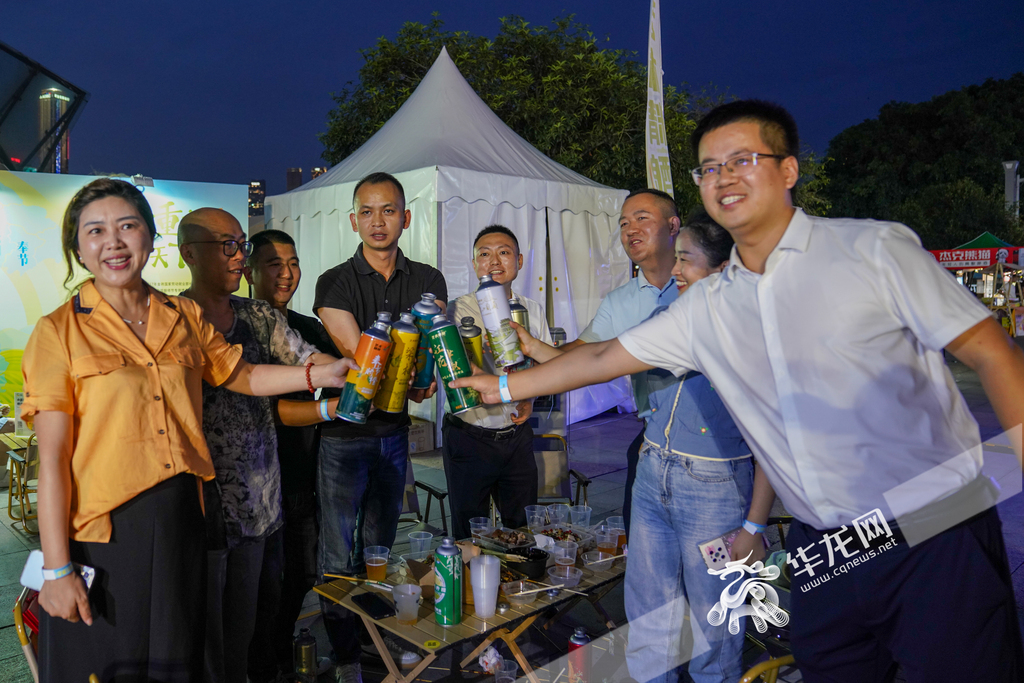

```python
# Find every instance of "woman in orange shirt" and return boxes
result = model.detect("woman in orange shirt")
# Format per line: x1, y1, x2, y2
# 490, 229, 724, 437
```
21, 178, 356, 682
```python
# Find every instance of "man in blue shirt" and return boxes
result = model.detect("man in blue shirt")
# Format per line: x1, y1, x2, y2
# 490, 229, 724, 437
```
567, 188, 678, 529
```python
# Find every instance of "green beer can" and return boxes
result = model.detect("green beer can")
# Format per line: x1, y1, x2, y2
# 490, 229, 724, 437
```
427, 314, 482, 414
434, 537, 463, 626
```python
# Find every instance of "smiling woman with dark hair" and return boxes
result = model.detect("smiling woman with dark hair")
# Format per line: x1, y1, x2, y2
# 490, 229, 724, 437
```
22, 178, 355, 682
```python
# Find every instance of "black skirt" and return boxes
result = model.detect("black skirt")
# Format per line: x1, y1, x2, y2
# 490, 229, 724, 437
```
39, 473, 207, 683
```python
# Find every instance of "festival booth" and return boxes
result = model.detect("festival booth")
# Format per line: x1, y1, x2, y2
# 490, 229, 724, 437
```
264, 47, 633, 425
929, 232, 1023, 336
0, 170, 248, 409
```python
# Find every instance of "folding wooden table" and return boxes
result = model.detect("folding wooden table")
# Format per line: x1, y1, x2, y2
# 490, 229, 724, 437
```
314, 558, 625, 683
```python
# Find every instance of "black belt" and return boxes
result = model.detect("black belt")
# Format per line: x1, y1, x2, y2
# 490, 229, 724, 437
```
444, 413, 521, 441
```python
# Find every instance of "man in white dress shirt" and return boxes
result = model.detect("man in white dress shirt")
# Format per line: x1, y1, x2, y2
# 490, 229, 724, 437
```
443, 225, 553, 539
453, 100, 1024, 681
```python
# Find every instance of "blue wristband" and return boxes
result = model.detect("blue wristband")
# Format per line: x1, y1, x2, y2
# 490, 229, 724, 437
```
42, 562, 74, 581
498, 375, 513, 403
318, 399, 330, 422
742, 519, 766, 535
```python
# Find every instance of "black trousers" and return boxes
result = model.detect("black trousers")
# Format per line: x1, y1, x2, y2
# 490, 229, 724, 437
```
247, 492, 319, 681
622, 423, 645, 533
441, 415, 538, 539
39, 474, 207, 683
789, 506, 1023, 682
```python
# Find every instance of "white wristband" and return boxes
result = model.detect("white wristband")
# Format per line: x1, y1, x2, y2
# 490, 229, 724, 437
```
742, 519, 766, 535
318, 399, 331, 422
42, 562, 74, 581
498, 375, 513, 403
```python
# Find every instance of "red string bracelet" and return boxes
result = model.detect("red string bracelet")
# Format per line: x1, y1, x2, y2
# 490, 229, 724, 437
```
305, 362, 315, 394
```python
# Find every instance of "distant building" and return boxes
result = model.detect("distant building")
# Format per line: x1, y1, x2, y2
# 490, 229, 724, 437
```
311, 166, 328, 179
286, 167, 303, 191
39, 87, 71, 173
248, 180, 266, 217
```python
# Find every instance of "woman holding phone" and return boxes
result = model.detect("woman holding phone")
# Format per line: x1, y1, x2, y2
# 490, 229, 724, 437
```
21, 178, 356, 682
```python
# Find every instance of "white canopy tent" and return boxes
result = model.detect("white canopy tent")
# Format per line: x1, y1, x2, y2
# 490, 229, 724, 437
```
265, 47, 634, 423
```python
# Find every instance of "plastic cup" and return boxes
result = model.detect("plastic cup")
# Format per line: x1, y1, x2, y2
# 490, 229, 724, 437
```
364, 545, 389, 582
569, 505, 592, 527
470, 555, 501, 618
596, 530, 617, 554
525, 505, 547, 526
607, 516, 627, 550
527, 513, 547, 532
547, 503, 570, 525
408, 531, 433, 554
553, 540, 578, 566
498, 658, 518, 682
470, 517, 495, 537
393, 584, 422, 625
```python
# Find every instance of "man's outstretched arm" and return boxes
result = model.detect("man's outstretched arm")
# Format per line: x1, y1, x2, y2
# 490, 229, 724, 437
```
946, 317, 1024, 469
451, 338, 654, 403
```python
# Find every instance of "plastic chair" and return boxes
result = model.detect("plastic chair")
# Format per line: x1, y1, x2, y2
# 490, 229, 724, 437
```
7, 433, 38, 532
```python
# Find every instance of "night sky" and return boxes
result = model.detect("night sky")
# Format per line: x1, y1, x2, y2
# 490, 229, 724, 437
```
6, 0, 1022, 197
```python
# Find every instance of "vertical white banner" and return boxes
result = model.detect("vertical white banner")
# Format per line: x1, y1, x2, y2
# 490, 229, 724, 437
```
645, 0, 673, 196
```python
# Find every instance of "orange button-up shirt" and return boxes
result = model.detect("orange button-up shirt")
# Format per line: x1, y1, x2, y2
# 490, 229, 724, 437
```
21, 280, 243, 542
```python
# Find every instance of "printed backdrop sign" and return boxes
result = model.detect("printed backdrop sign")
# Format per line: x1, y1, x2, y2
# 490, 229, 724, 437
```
0, 170, 247, 407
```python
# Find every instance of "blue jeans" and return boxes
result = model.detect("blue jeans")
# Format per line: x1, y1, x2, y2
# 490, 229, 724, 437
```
316, 430, 408, 664
625, 445, 753, 683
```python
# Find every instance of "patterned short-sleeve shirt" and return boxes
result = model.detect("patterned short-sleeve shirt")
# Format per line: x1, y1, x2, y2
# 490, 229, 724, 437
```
201, 297, 317, 545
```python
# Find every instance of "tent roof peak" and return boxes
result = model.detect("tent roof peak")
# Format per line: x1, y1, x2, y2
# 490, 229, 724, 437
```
298, 46, 611, 191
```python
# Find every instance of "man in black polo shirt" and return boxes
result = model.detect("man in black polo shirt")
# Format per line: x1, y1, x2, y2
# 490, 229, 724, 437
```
314, 172, 446, 683
244, 229, 338, 682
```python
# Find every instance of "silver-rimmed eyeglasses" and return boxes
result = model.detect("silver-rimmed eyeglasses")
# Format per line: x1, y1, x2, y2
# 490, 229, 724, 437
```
690, 153, 786, 186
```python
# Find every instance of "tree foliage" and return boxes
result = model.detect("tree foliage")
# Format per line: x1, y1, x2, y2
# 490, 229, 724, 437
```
823, 74, 1024, 249
321, 14, 704, 210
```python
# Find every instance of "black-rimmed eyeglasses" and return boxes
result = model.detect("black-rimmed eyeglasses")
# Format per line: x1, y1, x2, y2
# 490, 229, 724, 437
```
690, 153, 787, 186
183, 239, 253, 257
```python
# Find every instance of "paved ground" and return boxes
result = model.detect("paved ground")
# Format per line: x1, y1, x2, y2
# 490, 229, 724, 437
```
0, 354, 1021, 681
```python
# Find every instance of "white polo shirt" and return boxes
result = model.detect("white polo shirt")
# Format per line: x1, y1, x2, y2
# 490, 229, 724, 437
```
618, 209, 992, 529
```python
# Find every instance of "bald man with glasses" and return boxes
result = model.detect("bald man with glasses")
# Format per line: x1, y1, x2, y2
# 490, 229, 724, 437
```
179, 209, 335, 683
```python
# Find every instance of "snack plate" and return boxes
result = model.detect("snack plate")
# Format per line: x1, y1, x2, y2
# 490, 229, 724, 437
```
474, 527, 536, 553
534, 524, 596, 552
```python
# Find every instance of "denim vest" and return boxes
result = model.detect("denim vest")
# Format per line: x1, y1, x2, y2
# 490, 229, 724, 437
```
644, 371, 751, 460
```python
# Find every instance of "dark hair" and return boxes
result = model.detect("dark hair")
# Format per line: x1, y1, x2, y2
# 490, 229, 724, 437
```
681, 206, 733, 268
624, 188, 678, 218
61, 178, 157, 289
691, 99, 800, 161
473, 224, 519, 252
352, 172, 405, 207
247, 229, 295, 265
